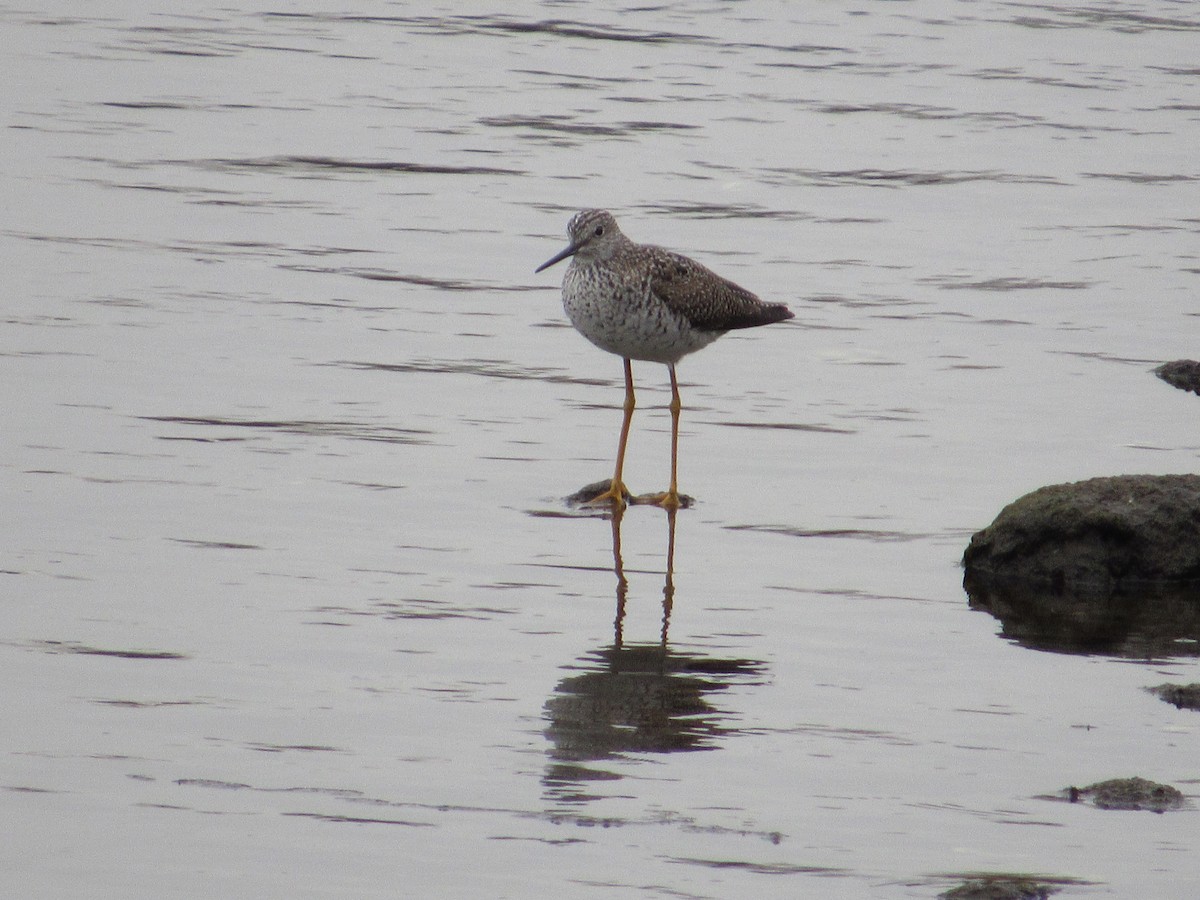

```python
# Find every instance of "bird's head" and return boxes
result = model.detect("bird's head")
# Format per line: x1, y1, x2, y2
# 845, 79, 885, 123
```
536, 209, 626, 272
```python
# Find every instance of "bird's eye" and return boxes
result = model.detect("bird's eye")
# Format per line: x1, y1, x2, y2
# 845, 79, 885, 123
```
593, 225, 604, 237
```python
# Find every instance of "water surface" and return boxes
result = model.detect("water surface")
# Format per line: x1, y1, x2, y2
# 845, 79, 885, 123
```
3, 2, 1199, 897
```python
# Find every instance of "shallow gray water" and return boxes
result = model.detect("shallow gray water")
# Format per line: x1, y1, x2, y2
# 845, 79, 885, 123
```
3, 2, 1199, 897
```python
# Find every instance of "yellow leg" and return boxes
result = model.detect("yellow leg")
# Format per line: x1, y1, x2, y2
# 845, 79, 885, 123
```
634, 364, 683, 509
667, 365, 681, 504
584, 358, 635, 508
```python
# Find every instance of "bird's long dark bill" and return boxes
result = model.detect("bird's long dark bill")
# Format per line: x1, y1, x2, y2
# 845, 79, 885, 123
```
535, 243, 578, 273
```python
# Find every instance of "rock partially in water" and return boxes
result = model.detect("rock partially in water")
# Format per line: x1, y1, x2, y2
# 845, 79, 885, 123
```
963, 475, 1200, 656
1154, 359, 1200, 396
964, 474, 1200, 589
1065, 776, 1185, 813
939, 875, 1059, 899
1147, 682, 1200, 711
565, 480, 694, 509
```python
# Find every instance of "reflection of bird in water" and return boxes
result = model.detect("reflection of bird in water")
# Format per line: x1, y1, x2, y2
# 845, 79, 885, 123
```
543, 505, 765, 801
537, 209, 794, 510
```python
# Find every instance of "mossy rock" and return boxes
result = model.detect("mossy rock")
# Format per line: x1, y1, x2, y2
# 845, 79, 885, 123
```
964, 474, 1200, 590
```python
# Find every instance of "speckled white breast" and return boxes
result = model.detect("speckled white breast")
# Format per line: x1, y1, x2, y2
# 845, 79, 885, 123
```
561, 262, 719, 365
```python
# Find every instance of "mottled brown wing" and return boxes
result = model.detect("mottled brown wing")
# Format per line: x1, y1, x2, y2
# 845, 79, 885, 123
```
647, 248, 792, 332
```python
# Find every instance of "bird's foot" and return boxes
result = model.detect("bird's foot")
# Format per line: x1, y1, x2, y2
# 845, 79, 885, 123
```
630, 490, 692, 510
567, 479, 632, 509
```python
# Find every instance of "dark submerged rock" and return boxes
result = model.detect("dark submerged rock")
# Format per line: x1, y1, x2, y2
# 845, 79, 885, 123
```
1065, 776, 1185, 813
1154, 359, 1200, 396
940, 875, 1059, 900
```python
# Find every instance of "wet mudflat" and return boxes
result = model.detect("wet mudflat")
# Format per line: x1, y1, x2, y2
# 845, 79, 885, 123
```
2, 3, 1199, 898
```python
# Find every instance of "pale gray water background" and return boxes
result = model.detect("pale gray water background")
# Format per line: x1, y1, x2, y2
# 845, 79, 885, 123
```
3, 2, 1199, 897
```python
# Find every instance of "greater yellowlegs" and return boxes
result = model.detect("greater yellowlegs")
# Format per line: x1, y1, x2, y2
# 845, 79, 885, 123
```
537, 209, 793, 509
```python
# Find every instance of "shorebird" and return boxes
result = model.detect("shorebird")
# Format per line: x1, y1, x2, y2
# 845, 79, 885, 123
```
537, 209, 793, 510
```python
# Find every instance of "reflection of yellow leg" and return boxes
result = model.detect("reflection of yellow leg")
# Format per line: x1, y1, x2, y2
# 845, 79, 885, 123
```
585, 358, 634, 508
610, 502, 627, 649
636, 364, 683, 510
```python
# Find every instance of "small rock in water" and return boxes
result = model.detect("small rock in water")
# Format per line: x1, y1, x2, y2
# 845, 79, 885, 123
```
939, 874, 1059, 900
1065, 776, 1185, 812
1147, 682, 1200, 711
565, 480, 695, 509
1154, 359, 1200, 395
565, 479, 630, 507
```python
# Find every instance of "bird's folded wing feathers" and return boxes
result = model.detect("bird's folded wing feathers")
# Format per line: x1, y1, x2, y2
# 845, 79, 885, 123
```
647, 249, 790, 332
